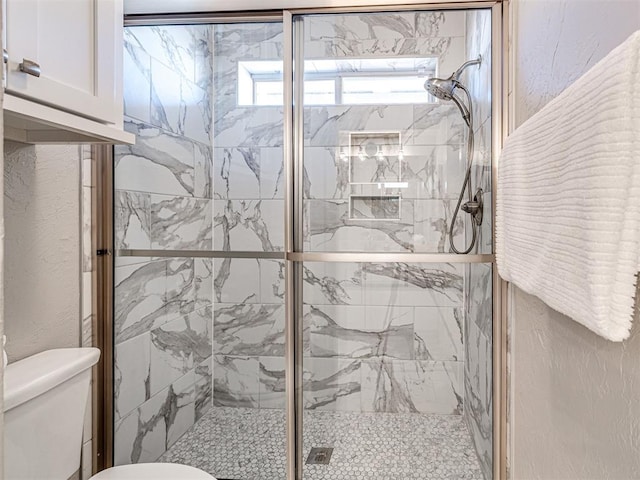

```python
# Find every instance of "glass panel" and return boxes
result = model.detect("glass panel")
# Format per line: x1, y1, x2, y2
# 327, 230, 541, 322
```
299, 10, 493, 255
301, 261, 492, 478
213, 23, 285, 254
296, 9, 494, 480
114, 22, 287, 480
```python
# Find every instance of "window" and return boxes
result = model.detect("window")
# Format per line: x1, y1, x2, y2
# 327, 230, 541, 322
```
237, 57, 438, 106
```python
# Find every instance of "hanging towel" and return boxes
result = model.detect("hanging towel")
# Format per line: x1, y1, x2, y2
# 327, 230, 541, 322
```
496, 30, 640, 341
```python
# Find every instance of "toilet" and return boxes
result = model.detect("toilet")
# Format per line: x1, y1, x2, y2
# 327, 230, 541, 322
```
3, 348, 216, 480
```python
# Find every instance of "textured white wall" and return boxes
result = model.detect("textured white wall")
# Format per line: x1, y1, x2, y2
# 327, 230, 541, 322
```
510, 0, 640, 478
3, 142, 81, 362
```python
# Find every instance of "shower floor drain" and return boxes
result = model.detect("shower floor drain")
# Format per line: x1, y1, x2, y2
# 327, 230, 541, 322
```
306, 447, 334, 465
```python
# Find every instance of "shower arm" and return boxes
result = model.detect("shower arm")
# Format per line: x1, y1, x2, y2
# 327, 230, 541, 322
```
451, 56, 482, 81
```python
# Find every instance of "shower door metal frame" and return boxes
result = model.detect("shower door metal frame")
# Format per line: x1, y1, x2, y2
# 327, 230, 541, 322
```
283, 3, 506, 479
107, 3, 509, 479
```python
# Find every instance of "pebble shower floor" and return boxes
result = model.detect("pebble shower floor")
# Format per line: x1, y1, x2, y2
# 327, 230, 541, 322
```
159, 407, 484, 480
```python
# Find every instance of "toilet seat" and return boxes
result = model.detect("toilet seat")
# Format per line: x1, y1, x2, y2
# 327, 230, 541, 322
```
90, 463, 217, 479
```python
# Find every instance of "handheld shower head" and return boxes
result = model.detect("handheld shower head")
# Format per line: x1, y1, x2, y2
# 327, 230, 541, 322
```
424, 56, 481, 126
423, 55, 482, 101
424, 77, 457, 101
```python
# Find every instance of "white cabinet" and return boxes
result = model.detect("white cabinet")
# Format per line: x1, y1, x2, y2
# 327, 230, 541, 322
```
3, 0, 134, 144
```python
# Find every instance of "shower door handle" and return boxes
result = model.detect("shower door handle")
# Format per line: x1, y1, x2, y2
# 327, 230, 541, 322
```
19, 59, 41, 77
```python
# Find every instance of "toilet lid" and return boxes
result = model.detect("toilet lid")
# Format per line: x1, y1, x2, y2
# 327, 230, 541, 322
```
90, 463, 217, 480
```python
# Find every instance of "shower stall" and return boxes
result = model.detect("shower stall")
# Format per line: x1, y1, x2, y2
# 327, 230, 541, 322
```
110, 4, 501, 480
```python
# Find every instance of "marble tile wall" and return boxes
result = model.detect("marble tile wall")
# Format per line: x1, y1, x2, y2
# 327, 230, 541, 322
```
463, 9, 493, 255
114, 25, 214, 465
301, 11, 469, 254
210, 13, 492, 418
210, 23, 288, 414
463, 10, 493, 479
213, 259, 465, 415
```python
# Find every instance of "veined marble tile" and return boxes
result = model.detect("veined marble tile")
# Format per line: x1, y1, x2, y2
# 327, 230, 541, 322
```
149, 59, 210, 145
123, 41, 151, 123
150, 60, 184, 135
362, 262, 463, 307
213, 147, 261, 200
214, 199, 283, 252
304, 11, 465, 43
464, 9, 492, 133
416, 11, 466, 38
214, 303, 285, 356
260, 260, 285, 304
162, 258, 196, 324
82, 314, 93, 349
464, 319, 493, 479
302, 262, 363, 306
180, 78, 211, 145
479, 191, 493, 254
114, 260, 166, 343
213, 356, 260, 408
82, 271, 92, 326
82, 186, 93, 272
193, 25, 213, 90
414, 307, 463, 361
305, 12, 414, 42
149, 306, 211, 396
194, 143, 213, 200
195, 357, 213, 420
114, 370, 197, 465
126, 26, 197, 83
413, 199, 465, 253
303, 105, 414, 148
260, 147, 284, 200
115, 332, 151, 421
167, 371, 196, 448
214, 106, 283, 148
303, 146, 345, 200
305, 199, 414, 252
115, 120, 196, 197
401, 144, 466, 200
306, 304, 414, 360
410, 103, 465, 146
194, 258, 213, 311
115, 190, 151, 250
467, 263, 493, 340
259, 356, 286, 409
214, 22, 283, 51
149, 194, 212, 250
304, 358, 361, 411
214, 258, 260, 304
361, 359, 462, 414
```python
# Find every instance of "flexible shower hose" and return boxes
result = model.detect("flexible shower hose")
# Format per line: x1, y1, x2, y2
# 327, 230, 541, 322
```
448, 82, 480, 255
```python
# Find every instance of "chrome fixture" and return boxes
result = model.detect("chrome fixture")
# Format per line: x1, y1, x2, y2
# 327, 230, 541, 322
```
19, 58, 41, 77
424, 56, 483, 254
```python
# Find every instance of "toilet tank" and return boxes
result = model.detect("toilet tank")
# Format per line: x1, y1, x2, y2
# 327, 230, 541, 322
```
3, 348, 101, 480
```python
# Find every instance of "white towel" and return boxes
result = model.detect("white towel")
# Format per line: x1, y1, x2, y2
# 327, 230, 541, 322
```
496, 30, 640, 341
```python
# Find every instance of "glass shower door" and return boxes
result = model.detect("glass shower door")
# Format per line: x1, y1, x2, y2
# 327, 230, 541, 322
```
291, 9, 494, 479
114, 20, 288, 480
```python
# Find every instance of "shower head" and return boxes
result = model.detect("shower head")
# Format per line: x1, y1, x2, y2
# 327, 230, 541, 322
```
423, 55, 482, 101
424, 77, 457, 101
424, 56, 482, 126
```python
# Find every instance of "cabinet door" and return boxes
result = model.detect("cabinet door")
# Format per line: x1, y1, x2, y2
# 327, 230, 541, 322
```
5, 0, 122, 124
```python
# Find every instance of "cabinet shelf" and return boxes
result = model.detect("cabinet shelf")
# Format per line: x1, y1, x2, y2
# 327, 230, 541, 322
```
3, 94, 134, 145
